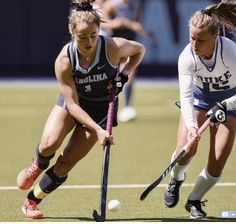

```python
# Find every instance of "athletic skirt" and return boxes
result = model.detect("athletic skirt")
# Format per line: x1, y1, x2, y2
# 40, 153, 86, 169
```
56, 93, 118, 129
193, 85, 236, 118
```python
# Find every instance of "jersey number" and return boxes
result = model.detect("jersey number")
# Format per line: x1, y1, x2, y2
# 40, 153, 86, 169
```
203, 81, 230, 91
84, 85, 91, 92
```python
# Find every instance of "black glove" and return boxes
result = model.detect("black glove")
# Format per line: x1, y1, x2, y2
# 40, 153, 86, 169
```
112, 72, 128, 95
206, 101, 227, 125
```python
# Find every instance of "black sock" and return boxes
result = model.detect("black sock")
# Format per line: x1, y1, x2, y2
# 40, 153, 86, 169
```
35, 143, 55, 170
27, 166, 68, 204
39, 165, 68, 192
27, 191, 42, 204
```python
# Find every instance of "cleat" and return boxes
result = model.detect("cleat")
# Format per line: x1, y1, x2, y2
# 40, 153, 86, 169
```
118, 106, 136, 122
21, 199, 43, 219
164, 176, 185, 208
17, 161, 43, 190
185, 199, 207, 219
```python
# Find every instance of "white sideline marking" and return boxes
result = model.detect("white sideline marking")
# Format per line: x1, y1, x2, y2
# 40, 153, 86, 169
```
1, 182, 236, 191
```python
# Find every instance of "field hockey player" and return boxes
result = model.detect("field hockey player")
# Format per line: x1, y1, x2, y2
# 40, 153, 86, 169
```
16, 0, 145, 219
163, 1, 236, 219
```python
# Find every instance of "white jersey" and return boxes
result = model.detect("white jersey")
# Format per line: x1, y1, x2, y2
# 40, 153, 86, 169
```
178, 36, 236, 128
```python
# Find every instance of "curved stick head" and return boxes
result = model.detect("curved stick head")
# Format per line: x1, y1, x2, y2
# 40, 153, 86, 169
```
92, 210, 105, 222
140, 193, 147, 201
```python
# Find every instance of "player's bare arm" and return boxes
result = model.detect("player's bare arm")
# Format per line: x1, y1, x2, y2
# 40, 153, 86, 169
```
107, 37, 145, 74
55, 45, 113, 146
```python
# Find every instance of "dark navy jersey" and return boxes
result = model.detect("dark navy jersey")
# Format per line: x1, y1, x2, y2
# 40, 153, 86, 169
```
67, 35, 119, 101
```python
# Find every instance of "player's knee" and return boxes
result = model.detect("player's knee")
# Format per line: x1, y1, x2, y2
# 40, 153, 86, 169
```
177, 144, 197, 158
40, 136, 62, 154
208, 161, 225, 177
189, 148, 197, 157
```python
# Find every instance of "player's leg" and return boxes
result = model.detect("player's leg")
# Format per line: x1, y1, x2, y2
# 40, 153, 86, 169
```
164, 110, 205, 208
163, 114, 189, 207
208, 115, 236, 176
54, 125, 98, 177
123, 68, 136, 107
185, 115, 236, 219
17, 105, 76, 191
118, 69, 137, 122
22, 125, 97, 219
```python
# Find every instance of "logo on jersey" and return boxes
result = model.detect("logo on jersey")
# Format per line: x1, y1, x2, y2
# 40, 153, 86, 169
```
97, 64, 107, 70
195, 68, 203, 72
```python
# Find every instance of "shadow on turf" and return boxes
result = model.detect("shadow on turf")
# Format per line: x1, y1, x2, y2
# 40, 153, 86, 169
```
105, 217, 236, 222
43, 216, 236, 222
44, 216, 93, 221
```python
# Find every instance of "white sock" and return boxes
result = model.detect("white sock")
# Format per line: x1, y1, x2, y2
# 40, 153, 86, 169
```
188, 167, 221, 201
170, 152, 189, 181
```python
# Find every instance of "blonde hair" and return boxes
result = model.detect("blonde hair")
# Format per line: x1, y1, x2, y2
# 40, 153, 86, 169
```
189, 1, 236, 35
68, 0, 101, 36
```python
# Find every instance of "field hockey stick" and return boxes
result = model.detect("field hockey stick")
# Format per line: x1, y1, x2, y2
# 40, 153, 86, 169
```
92, 87, 116, 222
140, 117, 211, 201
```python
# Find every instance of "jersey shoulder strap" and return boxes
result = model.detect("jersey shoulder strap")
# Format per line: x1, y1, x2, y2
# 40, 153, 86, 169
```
67, 41, 77, 73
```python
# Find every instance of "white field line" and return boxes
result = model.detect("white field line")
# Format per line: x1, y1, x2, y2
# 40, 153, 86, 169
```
1, 182, 236, 191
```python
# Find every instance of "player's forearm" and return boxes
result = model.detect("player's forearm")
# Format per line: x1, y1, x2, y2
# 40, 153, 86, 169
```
179, 73, 198, 129
180, 95, 198, 129
122, 48, 145, 75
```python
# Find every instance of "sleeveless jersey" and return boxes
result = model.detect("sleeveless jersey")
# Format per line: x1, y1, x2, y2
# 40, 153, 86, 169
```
67, 35, 119, 102
178, 36, 236, 128
189, 36, 236, 92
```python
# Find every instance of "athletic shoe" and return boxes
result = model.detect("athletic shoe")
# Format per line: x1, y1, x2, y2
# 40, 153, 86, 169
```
118, 106, 136, 122
185, 200, 207, 219
21, 199, 43, 219
163, 176, 185, 208
185, 199, 207, 219
17, 161, 43, 190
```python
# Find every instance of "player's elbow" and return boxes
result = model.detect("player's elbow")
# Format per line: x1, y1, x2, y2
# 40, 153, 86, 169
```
136, 42, 146, 55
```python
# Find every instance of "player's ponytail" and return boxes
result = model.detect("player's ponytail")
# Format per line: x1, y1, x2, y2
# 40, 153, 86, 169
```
205, 1, 236, 32
190, 1, 236, 35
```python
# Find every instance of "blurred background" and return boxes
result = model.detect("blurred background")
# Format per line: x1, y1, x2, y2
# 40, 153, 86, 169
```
0, 0, 227, 79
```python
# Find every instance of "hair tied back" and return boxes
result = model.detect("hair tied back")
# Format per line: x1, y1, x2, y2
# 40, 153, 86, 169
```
70, 2, 93, 11
201, 9, 212, 16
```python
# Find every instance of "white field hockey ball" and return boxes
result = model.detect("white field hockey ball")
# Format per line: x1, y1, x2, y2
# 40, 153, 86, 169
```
108, 199, 121, 212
